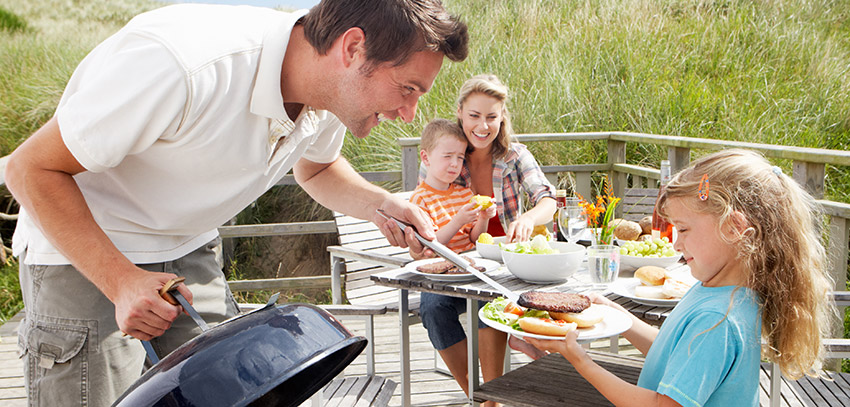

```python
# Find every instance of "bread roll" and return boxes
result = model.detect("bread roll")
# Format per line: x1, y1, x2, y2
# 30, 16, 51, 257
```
635, 266, 666, 286
639, 216, 652, 235
550, 304, 605, 328
613, 220, 642, 241
634, 285, 669, 299
518, 317, 577, 336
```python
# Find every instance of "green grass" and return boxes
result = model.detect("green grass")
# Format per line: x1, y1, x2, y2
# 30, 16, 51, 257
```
0, 257, 20, 323
0, 7, 26, 33
1, 0, 849, 335
347, 0, 850, 197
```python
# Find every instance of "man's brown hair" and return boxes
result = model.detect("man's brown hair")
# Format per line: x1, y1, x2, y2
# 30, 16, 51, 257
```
302, 0, 468, 73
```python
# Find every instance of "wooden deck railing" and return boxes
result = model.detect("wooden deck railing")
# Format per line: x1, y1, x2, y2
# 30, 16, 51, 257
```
2, 132, 848, 302
213, 132, 850, 294
399, 132, 850, 294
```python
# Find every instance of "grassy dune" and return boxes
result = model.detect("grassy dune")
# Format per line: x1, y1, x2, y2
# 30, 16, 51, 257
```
350, 0, 850, 197
0, 0, 849, 321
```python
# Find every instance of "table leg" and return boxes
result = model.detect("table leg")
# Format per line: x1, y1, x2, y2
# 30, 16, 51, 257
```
399, 289, 411, 407
467, 298, 480, 406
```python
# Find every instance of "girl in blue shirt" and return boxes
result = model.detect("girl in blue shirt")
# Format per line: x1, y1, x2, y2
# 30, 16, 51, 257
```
527, 149, 835, 407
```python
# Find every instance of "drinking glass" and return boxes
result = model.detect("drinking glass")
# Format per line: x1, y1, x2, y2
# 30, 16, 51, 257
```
587, 244, 620, 288
558, 205, 586, 243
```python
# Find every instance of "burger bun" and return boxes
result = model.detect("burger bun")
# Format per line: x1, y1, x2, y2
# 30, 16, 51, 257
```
634, 285, 669, 299
518, 317, 577, 337
549, 304, 605, 328
635, 266, 666, 286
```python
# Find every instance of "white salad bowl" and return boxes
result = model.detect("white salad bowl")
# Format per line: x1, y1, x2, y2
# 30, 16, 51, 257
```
476, 236, 507, 261
501, 241, 585, 284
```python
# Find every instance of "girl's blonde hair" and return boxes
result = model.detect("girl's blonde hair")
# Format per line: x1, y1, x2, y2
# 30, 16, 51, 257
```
657, 149, 835, 379
455, 74, 513, 160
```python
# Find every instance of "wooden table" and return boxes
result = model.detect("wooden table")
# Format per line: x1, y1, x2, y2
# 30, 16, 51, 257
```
472, 351, 644, 406
369, 254, 686, 406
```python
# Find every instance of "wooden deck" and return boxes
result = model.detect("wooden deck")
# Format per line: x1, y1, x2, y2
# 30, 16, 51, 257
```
0, 311, 25, 406
0, 309, 631, 407
0, 309, 840, 406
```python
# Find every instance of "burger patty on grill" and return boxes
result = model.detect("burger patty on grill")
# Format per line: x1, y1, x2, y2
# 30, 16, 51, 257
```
517, 291, 591, 313
416, 256, 484, 274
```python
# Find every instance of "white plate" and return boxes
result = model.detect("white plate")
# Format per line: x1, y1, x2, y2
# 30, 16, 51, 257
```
478, 304, 632, 343
404, 258, 501, 282
609, 278, 685, 307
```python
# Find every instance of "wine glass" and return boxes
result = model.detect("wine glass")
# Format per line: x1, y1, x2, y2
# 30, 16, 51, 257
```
558, 205, 587, 243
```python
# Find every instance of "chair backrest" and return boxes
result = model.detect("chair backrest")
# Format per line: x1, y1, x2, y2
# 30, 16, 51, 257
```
621, 188, 659, 222
331, 191, 417, 311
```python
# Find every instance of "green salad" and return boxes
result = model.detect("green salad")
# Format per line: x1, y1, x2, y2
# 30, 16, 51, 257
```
499, 235, 559, 255
482, 296, 550, 331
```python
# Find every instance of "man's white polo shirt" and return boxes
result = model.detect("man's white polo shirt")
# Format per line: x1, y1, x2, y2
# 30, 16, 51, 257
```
13, 4, 347, 265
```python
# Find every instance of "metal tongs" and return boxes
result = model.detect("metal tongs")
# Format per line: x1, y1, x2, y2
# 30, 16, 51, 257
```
377, 209, 519, 304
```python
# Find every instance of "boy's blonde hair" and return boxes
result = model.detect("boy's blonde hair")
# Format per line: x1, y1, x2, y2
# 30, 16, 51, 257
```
420, 118, 467, 153
456, 74, 513, 160
657, 149, 835, 379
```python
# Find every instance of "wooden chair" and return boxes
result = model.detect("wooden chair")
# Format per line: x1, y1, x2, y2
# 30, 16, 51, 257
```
327, 192, 415, 310
326, 192, 439, 374
620, 187, 659, 222
326, 191, 513, 376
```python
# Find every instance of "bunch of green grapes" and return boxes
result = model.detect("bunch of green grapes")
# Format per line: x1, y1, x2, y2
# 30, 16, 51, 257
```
619, 238, 678, 257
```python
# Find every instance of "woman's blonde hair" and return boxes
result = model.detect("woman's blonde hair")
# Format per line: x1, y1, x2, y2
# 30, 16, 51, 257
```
657, 149, 835, 379
455, 74, 513, 160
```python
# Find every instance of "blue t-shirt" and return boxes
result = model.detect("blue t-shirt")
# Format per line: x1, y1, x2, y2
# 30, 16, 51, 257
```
638, 283, 762, 407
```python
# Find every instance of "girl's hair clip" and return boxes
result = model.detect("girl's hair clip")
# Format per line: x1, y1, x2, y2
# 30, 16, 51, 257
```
698, 174, 709, 201
772, 165, 782, 177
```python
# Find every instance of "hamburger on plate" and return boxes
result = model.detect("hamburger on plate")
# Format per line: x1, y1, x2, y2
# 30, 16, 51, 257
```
482, 291, 604, 337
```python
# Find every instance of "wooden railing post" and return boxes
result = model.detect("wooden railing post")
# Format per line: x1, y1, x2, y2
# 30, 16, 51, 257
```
828, 214, 849, 318
575, 172, 593, 202
400, 140, 420, 192
608, 139, 627, 215
667, 147, 690, 178
793, 160, 825, 199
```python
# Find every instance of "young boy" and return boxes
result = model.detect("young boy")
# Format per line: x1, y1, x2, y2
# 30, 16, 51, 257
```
411, 119, 497, 252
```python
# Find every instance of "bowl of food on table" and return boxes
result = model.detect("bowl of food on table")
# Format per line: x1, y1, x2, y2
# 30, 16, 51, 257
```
618, 238, 682, 272
500, 236, 585, 284
475, 233, 507, 261
476, 224, 552, 262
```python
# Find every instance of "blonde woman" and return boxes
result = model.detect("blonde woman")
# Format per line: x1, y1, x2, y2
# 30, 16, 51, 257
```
415, 74, 556, 404
527, 149, 835, 406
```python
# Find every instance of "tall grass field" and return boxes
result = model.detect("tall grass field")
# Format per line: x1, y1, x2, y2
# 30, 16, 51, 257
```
0, 0, 848, 332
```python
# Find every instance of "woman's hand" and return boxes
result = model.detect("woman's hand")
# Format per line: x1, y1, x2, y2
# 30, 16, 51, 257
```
505, 213, 536, 242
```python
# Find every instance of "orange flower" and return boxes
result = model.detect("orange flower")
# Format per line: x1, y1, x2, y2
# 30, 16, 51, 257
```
576, 176, 620, 245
